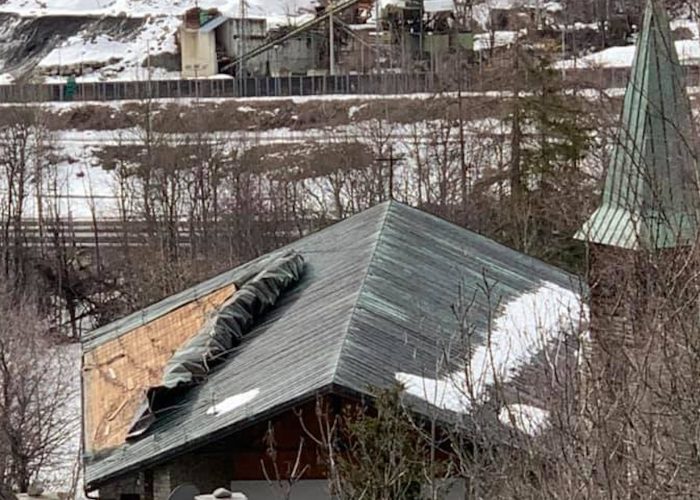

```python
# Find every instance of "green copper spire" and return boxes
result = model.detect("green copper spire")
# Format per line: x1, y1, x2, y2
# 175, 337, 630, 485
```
576, 0, 700, 249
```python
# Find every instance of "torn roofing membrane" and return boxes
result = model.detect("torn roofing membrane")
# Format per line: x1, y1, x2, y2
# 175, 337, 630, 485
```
126, 251, 305, 440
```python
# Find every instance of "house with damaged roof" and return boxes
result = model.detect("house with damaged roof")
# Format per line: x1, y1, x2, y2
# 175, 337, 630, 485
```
80, 1, 699, 498
82, 201, 584, 500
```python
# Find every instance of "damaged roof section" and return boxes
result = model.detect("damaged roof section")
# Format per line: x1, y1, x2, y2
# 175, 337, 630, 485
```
127, 251, 305, 439
81, 249, 296, 454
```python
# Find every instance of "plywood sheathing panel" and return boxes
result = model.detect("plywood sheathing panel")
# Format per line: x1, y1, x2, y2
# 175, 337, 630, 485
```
83, 284, 236, 452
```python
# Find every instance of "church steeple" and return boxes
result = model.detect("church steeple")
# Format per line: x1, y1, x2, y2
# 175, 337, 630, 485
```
576, 0, 700, 249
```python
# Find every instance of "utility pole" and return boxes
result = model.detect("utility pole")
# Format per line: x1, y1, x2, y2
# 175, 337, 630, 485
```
458, 71, 467, 208
329, 8, 335, 75
375, 144, 404, 200
375, 0, 380, 73
561, 24, 566, 78
239, 0, 247, 94
147, 39, 153, 98
419, 0, 424, 59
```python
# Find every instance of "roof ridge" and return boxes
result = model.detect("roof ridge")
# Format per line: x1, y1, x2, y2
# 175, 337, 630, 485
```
330, 201, 393, 385
83, 202, 397, 349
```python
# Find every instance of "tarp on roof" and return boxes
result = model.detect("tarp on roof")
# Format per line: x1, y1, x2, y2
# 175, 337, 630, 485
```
126, 251, 305, 439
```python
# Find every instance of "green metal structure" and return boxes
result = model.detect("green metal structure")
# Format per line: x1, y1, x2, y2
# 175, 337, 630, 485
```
576, 0, 700, 250
63, 75, 76, 101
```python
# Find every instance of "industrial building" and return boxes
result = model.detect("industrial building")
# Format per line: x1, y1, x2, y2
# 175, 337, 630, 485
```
178, 0, 474, 79
179, 9, 228, 78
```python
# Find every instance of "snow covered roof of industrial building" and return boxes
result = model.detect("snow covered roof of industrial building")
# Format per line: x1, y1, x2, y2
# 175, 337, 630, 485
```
82, 200, 585, 488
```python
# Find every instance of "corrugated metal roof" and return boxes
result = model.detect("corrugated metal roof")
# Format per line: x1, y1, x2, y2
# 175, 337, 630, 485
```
84, 201, 582, 487
576, 0, 700, 249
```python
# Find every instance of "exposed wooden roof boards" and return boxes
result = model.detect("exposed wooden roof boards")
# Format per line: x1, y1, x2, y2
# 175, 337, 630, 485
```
83, 284, 236, 453
83, 201, 582, 488
576, 0, 700, 249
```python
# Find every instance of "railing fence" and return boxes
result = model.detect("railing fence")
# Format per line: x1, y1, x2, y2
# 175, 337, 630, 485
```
3, 67, 696, 103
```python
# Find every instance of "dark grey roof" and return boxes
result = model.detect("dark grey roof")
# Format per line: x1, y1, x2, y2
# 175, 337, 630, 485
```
84, 201, 582, 487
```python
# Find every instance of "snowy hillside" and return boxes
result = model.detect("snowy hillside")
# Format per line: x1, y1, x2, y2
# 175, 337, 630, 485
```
555, 40, 700, 69
0, 0, 318, 19
0, 0, 318, 83
38, 16, 182, 83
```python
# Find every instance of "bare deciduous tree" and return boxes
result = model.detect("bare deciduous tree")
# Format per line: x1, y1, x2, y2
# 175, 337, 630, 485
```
0, 286, 77, 492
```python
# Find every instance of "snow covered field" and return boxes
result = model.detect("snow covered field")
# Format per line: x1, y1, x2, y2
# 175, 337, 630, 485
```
13, 112, 510, 220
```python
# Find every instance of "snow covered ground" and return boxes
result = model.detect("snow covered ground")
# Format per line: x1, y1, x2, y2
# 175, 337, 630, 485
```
555, 39, 700, 69
12, 112, 511, 220
38, 343, 82, 494
553, 17, 700, 69
473, 31, 518, 51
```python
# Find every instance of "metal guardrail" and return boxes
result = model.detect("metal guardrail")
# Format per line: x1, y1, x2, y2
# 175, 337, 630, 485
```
0, 67, 698, 103
10, 217, 306, 248
0, 73, 444, 102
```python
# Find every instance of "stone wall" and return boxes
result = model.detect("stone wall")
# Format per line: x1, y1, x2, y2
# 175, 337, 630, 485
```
98, 473, 147, 500
151, 452, 232, 500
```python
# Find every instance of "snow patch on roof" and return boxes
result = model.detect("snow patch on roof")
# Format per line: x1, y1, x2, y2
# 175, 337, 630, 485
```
498, 403, 549, 435
474, 31, 518, 51
543, 1, 562, 13
423, 0, 454, 13
396, 281, 585, 413
206, 388, 260, 416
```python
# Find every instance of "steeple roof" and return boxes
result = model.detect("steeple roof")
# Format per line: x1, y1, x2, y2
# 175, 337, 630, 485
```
576, 0, 700, 249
